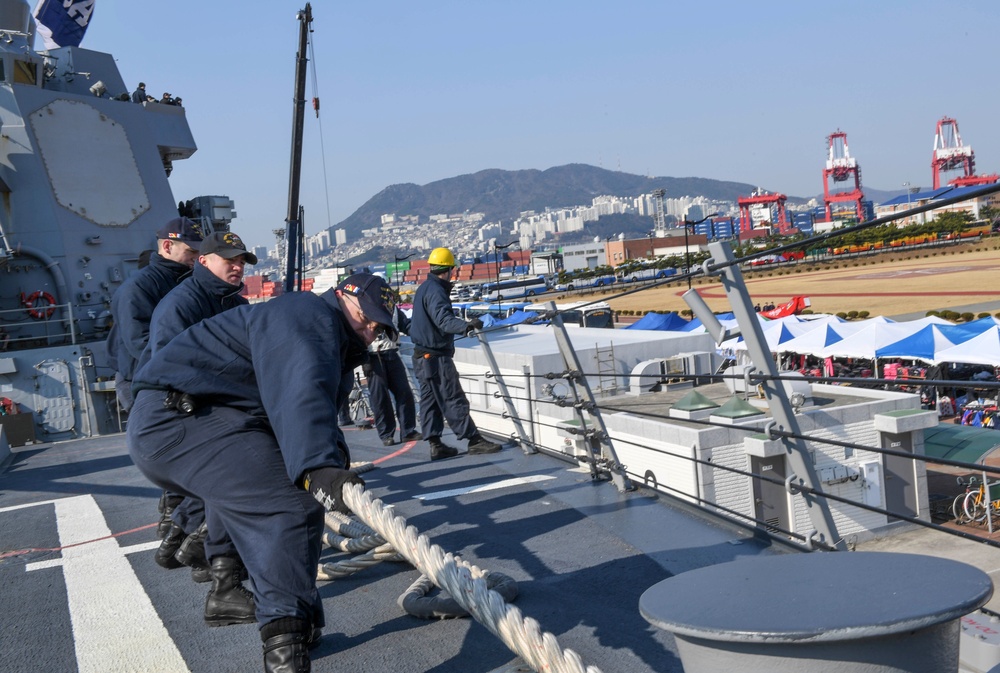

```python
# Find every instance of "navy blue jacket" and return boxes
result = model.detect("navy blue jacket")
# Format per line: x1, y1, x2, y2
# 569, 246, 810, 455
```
133, 289, 368, 482
134, 263, 248, 373
107, 253, 191, 382
410, 272, 469, 357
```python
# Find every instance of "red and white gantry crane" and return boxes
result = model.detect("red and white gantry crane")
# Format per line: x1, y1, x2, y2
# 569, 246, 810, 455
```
931, 116, 998, 189
822, 130, 866, 222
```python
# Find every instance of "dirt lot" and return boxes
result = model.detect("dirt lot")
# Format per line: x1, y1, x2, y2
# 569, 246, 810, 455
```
567, 239, 1000, 318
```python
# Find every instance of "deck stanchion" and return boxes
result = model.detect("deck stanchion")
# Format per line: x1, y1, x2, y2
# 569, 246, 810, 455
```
475, 330, 536, 455
544, 302, 634, 493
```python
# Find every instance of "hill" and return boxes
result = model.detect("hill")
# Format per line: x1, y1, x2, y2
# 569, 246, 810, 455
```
332, 164, 759, 241
330, 163, 920, 247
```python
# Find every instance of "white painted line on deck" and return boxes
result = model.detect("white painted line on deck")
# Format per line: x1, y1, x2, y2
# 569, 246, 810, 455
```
414, 474, 556, 501
15, 495, 190, 673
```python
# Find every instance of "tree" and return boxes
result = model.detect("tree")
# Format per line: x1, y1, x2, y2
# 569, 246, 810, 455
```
981, 205, 1000, 229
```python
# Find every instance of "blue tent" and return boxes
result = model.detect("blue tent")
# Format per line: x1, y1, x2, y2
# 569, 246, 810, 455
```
680, 312, 735, 332
625, 312, 691, 331
493, 310, 538, 327
875, 325, 955, 361
875, 320, 995, 361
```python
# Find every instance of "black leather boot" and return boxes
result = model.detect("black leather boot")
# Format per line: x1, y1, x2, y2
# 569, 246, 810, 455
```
153, 524, 185, 569
468, 433, 503, 455
156, 492, 183, 538
428, 436, 459, 461
262, 619, 311, 673
204, 556, 256, 627
173, 521, 208, 572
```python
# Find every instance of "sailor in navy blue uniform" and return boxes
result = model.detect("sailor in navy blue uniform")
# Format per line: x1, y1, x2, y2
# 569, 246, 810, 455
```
107, 216, 203, 412
127, 273, 396, 673
139, 231, 257, 623
364, 300, 419, 446
410, 247, 502, 460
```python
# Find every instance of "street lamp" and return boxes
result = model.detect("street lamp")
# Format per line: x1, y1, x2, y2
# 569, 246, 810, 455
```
682, 212, 719, 289
393, 252, 414, 294
647, 231, 655, 259
902, 182, 919, 224
494, 239, 517, 313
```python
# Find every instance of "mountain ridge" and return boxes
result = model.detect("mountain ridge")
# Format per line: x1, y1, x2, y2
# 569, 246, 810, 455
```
331, 163, 908, 241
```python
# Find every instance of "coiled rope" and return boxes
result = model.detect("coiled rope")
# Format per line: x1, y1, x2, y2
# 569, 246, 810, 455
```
342, 482, 604, 673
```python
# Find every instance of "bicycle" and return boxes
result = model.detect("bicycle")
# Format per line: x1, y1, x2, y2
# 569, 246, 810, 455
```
962, 478, 1000, 524
347, 371, 374, 428
952, 476, 978, 524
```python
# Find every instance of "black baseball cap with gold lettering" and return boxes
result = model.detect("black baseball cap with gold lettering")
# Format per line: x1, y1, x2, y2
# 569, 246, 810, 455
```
198, 231, 258, 264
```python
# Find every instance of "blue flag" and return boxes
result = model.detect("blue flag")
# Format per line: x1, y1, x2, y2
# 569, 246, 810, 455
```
33, 0, 95, 50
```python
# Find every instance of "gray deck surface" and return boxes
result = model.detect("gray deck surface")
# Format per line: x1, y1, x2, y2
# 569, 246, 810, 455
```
0, 424, 779, 673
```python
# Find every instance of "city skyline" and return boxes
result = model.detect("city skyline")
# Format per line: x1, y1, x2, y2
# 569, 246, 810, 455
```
80, 1, 998, 250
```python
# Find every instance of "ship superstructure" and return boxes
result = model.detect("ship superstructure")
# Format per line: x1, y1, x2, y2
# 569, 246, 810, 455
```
0, 0, 223, 440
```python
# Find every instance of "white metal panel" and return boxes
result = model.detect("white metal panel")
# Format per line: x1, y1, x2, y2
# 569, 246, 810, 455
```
30, 99, 150, 226
33, 359, 76, 434
861, 460, 883, 509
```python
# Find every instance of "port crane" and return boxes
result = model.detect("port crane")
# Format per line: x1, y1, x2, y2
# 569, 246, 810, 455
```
931, 116, 998, 190
738, 189, 790, 234
822, 129, 866, 222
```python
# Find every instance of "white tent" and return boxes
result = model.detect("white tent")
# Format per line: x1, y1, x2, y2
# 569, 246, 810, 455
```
933, 326, 1000, 366
720, 317, 815, 353
813, 316, 950, 360
775, 323, 848, 355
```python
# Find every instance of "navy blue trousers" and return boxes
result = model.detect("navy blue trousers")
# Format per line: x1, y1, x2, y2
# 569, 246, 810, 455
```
412, 353, 477, 442
171, 494, 204, 533
367, 350, 416, 441
127, 389, 325, 628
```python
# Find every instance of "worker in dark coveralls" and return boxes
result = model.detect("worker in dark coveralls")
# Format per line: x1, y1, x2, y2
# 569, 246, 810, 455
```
139, 231, 257, 626
127, 273, 394, 673
107, 216, 203, 414
364, 296, 420, 446
410, 247, 503, 460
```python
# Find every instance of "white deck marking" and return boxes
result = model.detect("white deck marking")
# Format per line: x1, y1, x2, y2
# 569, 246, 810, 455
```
11, 495, 190, 673
414, 474, 556, 501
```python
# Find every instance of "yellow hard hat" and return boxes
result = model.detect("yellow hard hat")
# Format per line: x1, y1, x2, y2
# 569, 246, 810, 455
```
428, 247, 456, 267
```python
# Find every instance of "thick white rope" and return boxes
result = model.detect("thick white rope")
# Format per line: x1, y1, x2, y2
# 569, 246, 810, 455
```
343, 482, 604, 673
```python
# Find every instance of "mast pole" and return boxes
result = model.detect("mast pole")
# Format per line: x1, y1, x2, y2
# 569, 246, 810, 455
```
284, 3, 312, 293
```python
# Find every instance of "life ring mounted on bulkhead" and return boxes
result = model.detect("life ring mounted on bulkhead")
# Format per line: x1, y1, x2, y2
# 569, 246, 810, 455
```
22, 290, 57, 320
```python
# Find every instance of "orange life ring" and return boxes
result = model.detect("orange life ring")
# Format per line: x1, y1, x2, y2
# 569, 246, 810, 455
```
23, 291, 57, 320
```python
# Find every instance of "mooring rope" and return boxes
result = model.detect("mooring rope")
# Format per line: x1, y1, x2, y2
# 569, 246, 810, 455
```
342, 482, 604, 673
318, 510, 405, 580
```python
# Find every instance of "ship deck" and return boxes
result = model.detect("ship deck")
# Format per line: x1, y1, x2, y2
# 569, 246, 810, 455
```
0, 423, 790, 673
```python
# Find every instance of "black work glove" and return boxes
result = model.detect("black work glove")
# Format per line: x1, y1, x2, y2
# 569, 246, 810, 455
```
303, 467, 365, 514
465, 318, 484, 335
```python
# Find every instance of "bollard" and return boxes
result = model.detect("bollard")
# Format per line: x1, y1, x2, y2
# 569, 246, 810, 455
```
639, 552, 992, 673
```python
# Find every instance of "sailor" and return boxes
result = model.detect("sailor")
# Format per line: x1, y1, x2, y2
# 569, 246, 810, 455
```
107, 216, 203, 414
363, 294, 419, 446
139, 231, 258, 627
131, 81, 147, 103
409, 247, 503, 460
127, 273, 395, 673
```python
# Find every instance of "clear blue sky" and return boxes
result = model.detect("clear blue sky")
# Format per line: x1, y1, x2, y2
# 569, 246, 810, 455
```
76, 1, 998, 251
